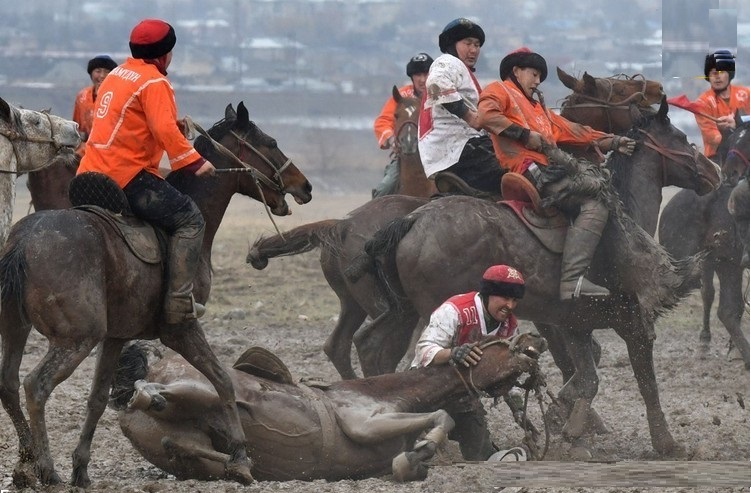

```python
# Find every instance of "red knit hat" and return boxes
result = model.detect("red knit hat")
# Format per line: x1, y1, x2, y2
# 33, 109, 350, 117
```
480, 265, 525, 299
129, 19, 176, 59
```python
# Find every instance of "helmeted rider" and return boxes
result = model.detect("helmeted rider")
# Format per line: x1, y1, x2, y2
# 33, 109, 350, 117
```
693, 49, 750, 160
411, 264, 528, 462
478, 47, 636, 300
372, 52, 434, 197
418, 18, 503, 196
78, 18, 216, 325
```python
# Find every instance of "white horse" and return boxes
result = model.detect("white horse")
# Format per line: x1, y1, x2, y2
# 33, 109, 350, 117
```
0, 97, 81, 244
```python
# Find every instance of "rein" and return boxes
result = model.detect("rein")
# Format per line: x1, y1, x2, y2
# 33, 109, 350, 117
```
637, 127, 700, 185
0, 111, 68, 174
452, 337, 549, 460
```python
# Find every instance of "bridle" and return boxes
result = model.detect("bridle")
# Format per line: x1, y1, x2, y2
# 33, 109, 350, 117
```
394, 103, 419, 156
637, 127, 702, 186
0, 110, 72, 174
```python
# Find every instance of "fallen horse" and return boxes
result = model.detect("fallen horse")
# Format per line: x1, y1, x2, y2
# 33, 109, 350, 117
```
111, 332, 547, 482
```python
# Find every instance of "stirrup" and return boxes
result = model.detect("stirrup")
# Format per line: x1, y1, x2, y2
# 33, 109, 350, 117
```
487, 446, 527, 462
560, 276, 610, 300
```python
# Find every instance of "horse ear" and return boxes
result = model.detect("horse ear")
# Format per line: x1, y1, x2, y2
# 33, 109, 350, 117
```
225, 104, 236, 121
582, 72, 598, 95
236, 102, 250, 127
392, 85, 402, 103
657, 95, 669, 120
556, 67, 580, 91
0, 97, 11, 122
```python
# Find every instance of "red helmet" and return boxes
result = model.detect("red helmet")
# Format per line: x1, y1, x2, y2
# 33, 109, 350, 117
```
480, 265, 525, 299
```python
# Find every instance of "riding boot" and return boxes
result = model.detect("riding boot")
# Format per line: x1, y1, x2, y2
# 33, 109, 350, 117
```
163, 231, 206, 324
559, 202, 610, 300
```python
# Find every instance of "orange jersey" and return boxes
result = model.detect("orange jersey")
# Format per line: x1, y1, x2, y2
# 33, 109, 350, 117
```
478, 80, 608, 173
78, 57, 201, 188
72, 85, 97, 136
373, 83, 418, 147
693, 85, 750, 158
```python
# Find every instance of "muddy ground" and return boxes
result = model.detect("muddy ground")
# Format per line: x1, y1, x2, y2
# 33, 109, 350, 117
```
1, 187, 749, 493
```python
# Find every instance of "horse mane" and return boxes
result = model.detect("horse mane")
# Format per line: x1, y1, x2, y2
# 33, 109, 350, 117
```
110, 341, 162, 410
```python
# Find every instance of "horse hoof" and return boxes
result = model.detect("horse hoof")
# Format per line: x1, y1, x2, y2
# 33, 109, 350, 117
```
656, 440, 686, 458
12, 462, 37, 489
392, 451, 428, 482
225, 460, 254, 485
71, 468, 91, 489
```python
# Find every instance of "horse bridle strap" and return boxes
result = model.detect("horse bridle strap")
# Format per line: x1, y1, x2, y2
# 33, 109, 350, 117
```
637, 128, 699, 185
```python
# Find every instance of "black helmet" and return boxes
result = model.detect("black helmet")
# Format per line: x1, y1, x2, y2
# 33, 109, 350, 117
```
406, 52, 434, 77
499, 47, 548, 83
704, 49, 735, 80
438, 18, 485, 54
87, 55, 117, 75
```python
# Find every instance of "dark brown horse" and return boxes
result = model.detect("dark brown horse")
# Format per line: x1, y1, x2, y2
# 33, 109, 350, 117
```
658, 119, 750, 369
0, 102, 312, 488
111, 333, 546, 482
355, 110, 709, 457
25, 153, 77, 210
390, 86, 436, 198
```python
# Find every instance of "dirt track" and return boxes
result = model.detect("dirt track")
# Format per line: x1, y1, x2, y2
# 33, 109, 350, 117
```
1, 186, 749, 493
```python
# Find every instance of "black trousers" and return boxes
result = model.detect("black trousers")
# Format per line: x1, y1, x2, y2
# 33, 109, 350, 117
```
446, 135, 504, 194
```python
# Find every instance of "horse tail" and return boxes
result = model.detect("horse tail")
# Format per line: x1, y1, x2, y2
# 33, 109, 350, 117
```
247, 219, 341, 270
110, 342, 156, 410
0, 222, 35, 321
345, 214, 419, 310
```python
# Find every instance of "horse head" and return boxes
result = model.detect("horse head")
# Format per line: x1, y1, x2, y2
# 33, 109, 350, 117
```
459, 333, 548, 398
719, 116, 749, 186
557, 67, 664, 134
0, 96, 81, 173
392, 86, 419, 156
195, 102, 312, 216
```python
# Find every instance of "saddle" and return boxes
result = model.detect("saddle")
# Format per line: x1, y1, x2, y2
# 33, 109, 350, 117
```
233, 346, 295, 385
68, 172, 164, 264
499, 172, 569, 253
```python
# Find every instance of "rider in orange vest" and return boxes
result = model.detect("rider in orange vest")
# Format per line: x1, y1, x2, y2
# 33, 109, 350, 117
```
411, 265, 527, 462
693, 50, 750, 160
478, 48, 636, 300
372, 53, 433, 197
78, 19, 215, 325
72, 55, 118, 157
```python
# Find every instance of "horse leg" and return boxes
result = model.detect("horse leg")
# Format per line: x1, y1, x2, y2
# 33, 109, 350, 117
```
618, 320, 684, 457
71, 338, 125, 488
534, 323, 576, 384
366, 311, 420, 375
322, 295, 367, 380
0, 305, 35, 487
159, 322, 253, 484
23, 340, 99, 486
336, 408, 454, 482
353, 309, 413, 376
715, 261, 750, 369
699, 264, 715, 351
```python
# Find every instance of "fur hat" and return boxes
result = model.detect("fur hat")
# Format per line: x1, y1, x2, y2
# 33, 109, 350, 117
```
438, 18, 485, 53
499, 47, 548, 82
87, 55, 117, 75
704, 49, 735, 80
129, 19, 176, 59
479, 265, 525, 299
406, 52, 434, 77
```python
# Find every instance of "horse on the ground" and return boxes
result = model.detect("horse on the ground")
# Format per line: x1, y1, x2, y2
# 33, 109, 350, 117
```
111, 332, 547, 482
658, 119, 750, 369
0, 97, 80, 243
353, 108, 709, 457
0, 102, 312, 488
389, 86, 436, 198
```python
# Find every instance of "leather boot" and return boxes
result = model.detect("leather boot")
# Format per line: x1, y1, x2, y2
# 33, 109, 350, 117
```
163, 231, 206, 324
559, 202, 610, 300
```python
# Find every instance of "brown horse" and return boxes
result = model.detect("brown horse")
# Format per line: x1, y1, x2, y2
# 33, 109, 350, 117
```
25, 152, 78, 211
111, 333, 546, 482
0, 102, 312, 488
658, 119, 750, 369
390, 86, 436, 198
355, 110, 709, 457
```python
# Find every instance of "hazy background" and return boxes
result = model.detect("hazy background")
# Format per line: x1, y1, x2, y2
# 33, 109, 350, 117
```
1, 0, 748, 193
